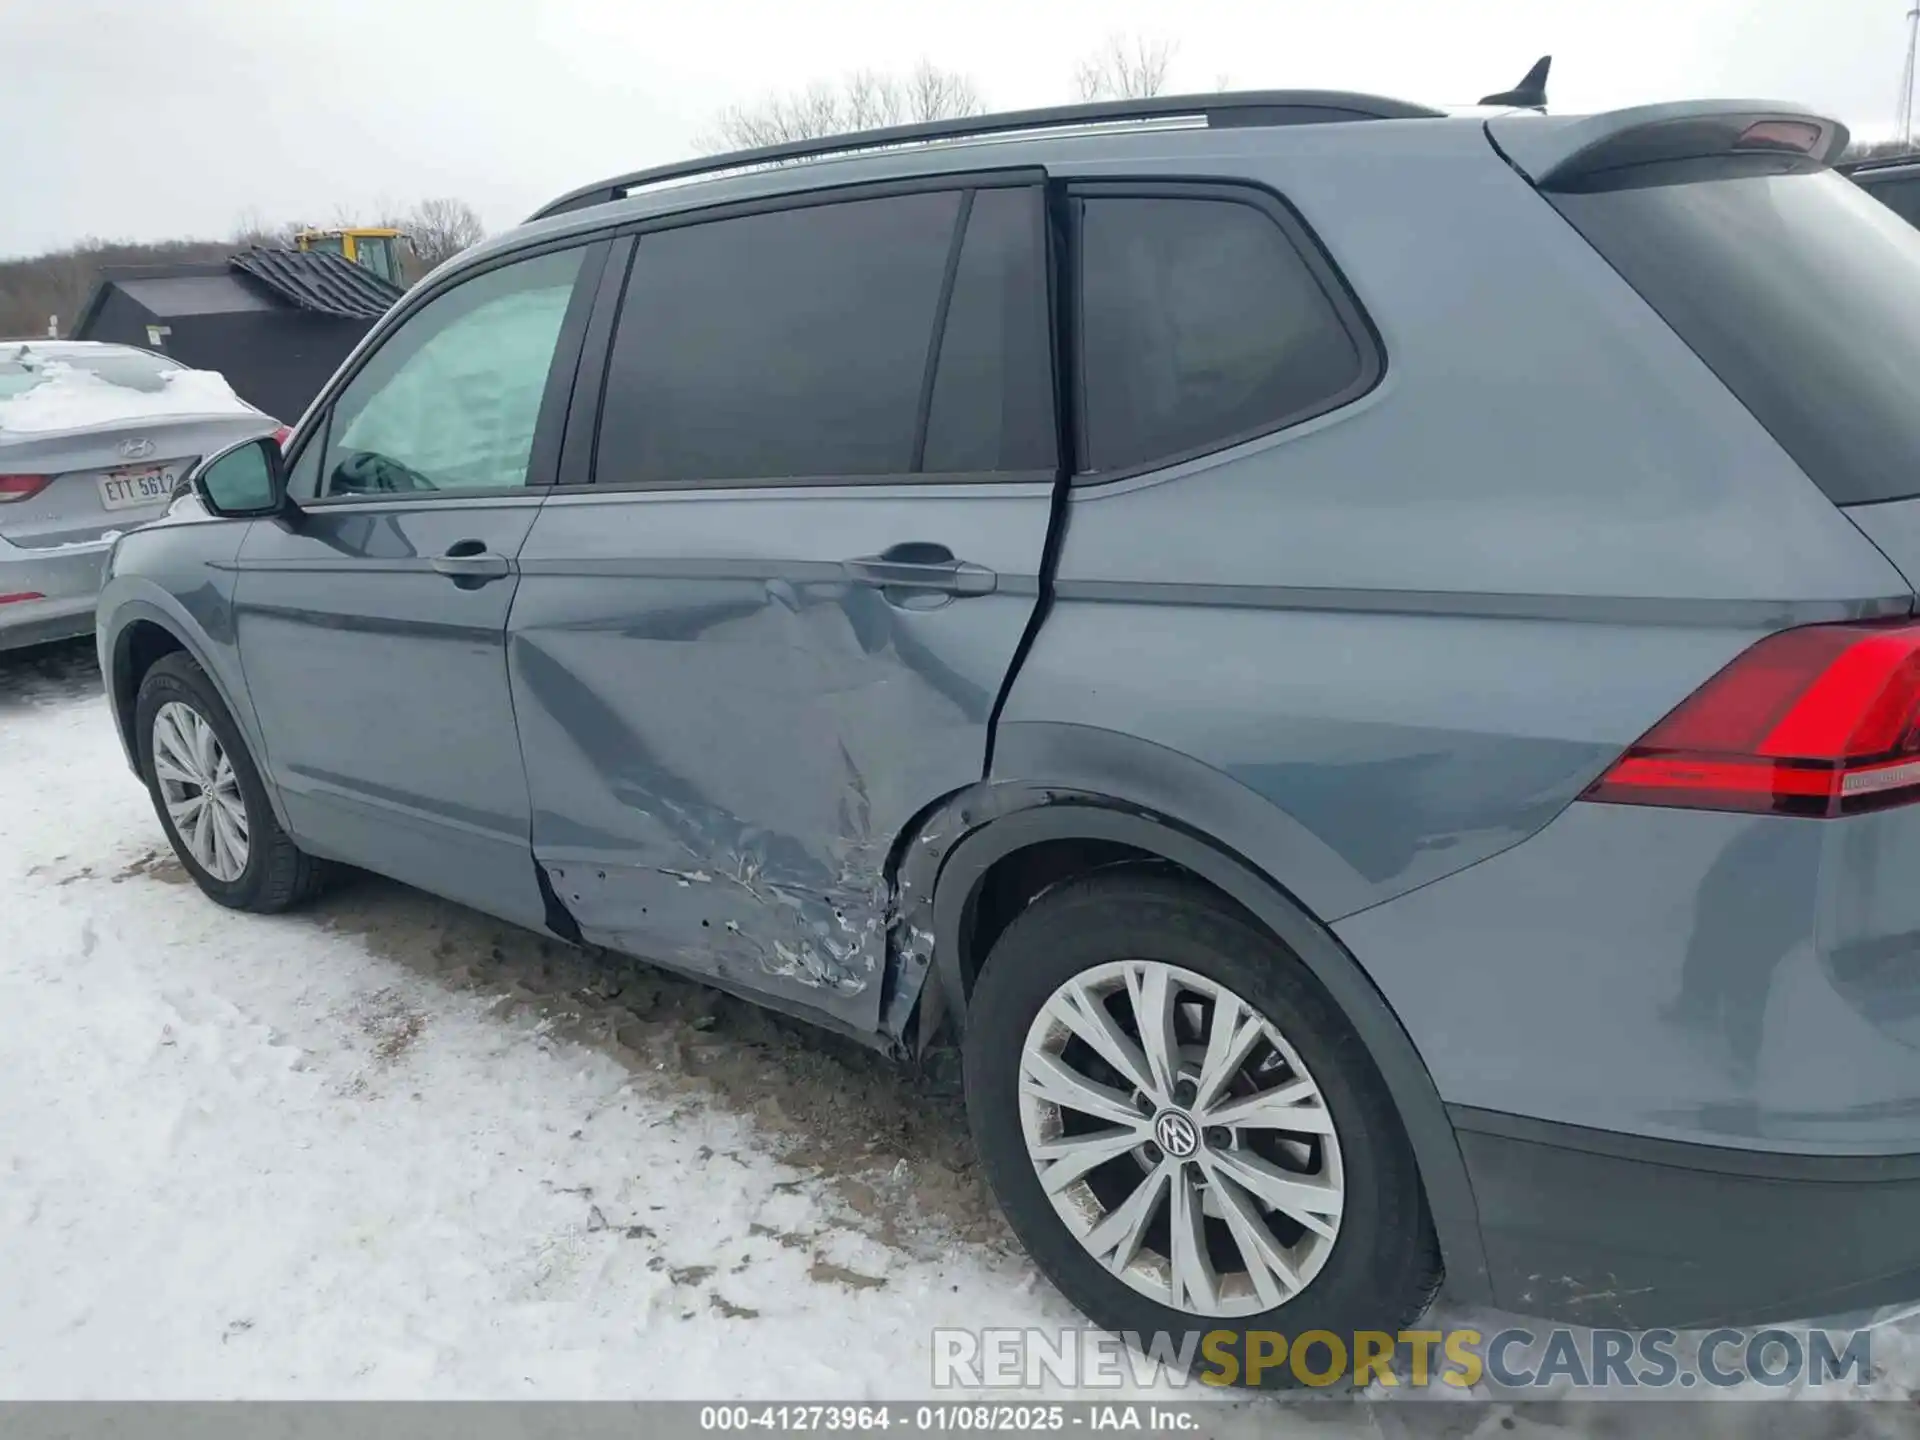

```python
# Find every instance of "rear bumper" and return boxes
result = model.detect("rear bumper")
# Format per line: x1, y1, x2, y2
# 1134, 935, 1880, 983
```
0, 535, 111, 651
1455, 1107, 1920, 1327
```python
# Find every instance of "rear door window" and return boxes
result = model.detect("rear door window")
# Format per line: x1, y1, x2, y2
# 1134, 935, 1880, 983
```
1075, 188, 1373, 476
1858, 172, 1920, 229
1553, 169, 1920, 505
921, 187, 1057, 474
599, 191, 961, 484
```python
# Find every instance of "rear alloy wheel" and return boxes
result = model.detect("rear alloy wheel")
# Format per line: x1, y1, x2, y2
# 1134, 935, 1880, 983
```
1018, 959, 1344, 1317
135, 651, 324, 913
965, 871, 1440, 1389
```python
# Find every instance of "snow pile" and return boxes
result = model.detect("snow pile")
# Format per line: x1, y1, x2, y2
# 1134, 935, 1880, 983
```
0, 362, 254, 434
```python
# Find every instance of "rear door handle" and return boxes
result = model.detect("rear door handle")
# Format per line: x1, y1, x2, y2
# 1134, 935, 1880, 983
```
843, 554, 997, 596
430, 541, 511, 581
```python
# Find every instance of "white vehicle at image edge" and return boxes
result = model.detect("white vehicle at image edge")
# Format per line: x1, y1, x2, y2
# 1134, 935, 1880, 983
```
0, 341, 280, 651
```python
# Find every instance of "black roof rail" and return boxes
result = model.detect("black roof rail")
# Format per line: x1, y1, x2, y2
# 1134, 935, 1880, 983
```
1839, 152, 1920, 175
528, 89, 1443, 222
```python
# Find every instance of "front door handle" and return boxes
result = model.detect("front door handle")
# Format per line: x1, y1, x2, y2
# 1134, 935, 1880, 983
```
843, 551, 996, 596
430, 540, 510, 582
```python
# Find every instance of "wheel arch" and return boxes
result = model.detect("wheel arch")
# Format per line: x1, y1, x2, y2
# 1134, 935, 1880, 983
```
924, 797, 1492, 1305
108, 617, 184, 763
103, 597, 295, 834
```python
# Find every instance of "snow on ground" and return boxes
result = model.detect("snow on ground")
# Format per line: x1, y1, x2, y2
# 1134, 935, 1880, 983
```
4, 641, 1920, 1431
0, 362, 255, 433
0, 647, 1229, 1406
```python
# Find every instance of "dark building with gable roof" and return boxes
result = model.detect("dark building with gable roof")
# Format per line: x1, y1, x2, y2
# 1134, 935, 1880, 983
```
71, 249, 402, 424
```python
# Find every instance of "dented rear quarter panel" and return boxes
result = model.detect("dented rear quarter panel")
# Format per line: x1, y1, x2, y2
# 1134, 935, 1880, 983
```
999, 126, 1913, 925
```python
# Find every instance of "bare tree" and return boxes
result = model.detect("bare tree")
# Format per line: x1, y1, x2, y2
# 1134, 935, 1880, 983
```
712, 61, 984, 149
900, 62, 984, 123
302, 201, 408, 236
1074, 34, 1177, 102
404, 198, 486, 270
370, 198, 409, 234
231, 209, 307, 250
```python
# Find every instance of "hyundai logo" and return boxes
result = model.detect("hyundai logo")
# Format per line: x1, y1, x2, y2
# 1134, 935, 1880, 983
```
1153, 1110, 1200, 1159
118, 437, 155, 460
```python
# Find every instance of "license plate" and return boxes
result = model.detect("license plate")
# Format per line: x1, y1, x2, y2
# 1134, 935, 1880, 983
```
98, 467, 177, 511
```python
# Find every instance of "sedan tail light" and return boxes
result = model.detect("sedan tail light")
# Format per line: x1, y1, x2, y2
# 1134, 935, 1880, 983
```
1583, 620, 1920, 818
0, 474, 50, 503
271, 425, 292, 448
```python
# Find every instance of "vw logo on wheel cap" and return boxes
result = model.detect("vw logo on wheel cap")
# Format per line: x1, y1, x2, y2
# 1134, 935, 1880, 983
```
118, 436, 155, 459
1153, 1109, 1200, 1159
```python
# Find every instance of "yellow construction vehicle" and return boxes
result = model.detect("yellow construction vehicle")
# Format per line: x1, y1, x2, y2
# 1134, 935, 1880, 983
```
294, 228, 408, 287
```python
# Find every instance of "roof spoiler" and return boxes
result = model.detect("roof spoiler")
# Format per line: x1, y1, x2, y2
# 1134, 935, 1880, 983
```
1489, 101, 1850, 191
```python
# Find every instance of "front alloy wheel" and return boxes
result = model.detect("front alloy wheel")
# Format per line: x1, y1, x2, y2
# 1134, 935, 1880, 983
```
1020, 959, 1343, 1317
150, 700, 250, 881
134, 650, 324, 913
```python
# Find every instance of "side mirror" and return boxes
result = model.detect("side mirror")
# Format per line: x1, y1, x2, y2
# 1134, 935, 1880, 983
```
190, 436, 291, 520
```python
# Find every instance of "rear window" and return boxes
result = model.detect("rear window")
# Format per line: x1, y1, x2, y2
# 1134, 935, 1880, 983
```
1553, 170, 1920, 505
600, 191, 962, 483
1076, 191, 1370, 477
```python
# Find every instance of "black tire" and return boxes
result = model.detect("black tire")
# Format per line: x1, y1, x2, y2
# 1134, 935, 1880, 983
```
135, 651, 324, 913
964, 869, 1441, 1391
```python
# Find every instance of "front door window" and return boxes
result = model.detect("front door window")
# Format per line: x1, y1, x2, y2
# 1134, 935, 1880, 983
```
321, 248, 583, 497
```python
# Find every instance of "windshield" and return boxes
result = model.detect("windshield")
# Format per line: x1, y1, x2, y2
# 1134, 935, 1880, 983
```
1553, 169, 1920, 506
0, 347, 180, 400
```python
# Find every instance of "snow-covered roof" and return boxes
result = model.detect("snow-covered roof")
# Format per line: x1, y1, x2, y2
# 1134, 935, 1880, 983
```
0, 360, 257, 434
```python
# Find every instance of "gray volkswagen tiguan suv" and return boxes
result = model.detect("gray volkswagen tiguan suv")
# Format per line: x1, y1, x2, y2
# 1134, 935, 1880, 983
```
95, 86, 1920, 1373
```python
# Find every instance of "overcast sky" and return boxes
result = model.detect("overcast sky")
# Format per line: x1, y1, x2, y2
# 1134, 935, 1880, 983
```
3, 0, 1911, 257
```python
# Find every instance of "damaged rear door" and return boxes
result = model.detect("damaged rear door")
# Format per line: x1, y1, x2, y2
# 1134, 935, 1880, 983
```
508, 174, 1060, 1034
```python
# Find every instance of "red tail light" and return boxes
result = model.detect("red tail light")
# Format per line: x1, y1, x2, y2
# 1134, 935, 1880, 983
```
1584, 620, 1920, 818
0, 592, 45, 605
0, 474, 50, 504
271, 426, 293, 448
